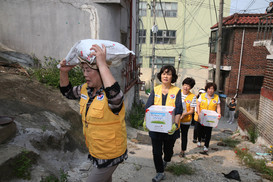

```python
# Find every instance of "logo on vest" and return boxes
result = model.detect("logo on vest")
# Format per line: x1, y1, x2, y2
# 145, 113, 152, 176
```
155, 94, 161, 98
186, 100, 191, 103
81, 94, 88, 100
213, 100, 217, 104
97, 94, 104, 101
170, 94, 175, 99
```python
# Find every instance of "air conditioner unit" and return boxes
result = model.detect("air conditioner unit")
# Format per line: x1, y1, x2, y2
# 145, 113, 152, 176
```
162, 31, 167, 37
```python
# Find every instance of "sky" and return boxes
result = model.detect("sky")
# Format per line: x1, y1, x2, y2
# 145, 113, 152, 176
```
229, 0, 270, 14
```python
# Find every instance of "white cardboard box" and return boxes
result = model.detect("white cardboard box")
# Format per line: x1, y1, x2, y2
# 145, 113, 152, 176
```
145, 105, 175, 133
200, 109, 220, 128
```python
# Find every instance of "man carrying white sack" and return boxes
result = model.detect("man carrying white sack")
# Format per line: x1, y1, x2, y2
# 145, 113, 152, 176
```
59, 44, 127, 182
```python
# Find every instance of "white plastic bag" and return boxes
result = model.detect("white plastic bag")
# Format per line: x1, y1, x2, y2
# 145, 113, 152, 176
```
58, 39, 135, 68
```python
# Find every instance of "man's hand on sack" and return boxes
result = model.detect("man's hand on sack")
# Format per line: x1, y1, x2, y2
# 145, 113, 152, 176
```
168, 123, 178, 135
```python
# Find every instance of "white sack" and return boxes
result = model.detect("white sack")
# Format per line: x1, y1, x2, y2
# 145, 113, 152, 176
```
58, 39, 135, 68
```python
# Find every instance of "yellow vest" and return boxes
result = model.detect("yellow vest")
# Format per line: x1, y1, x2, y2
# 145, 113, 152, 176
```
80, 83, 127, 159
180, 92, 195, 124
154, 85, 180, 107
199, 93, 219, 112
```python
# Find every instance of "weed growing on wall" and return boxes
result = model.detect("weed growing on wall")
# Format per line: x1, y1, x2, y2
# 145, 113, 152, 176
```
127, 102, 145, 129
29, 56, 85, 88
247, 125, 258, 144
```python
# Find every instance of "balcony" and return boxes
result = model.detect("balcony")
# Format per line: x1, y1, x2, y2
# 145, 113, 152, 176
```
253, 13, 273, 59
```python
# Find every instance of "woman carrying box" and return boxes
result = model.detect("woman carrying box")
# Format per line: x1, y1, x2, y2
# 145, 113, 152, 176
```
143, 65, 182, 182
179, 77, 196, 158
196, 82, 221, 153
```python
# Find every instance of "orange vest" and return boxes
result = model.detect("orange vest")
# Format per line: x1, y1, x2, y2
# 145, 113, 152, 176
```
80, 83, 127, 159
154, 85, 180, 107
199, 93, 219, 111
180, 92, 195, 124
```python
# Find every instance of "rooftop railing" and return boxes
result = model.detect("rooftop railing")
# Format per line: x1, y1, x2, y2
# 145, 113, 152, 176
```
256, 13, 273, 41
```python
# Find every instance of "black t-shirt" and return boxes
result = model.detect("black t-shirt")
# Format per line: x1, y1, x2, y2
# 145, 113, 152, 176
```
229, 102, 236, 111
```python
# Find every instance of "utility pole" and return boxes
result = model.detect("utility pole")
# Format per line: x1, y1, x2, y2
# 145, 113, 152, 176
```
215, 0, 224, 91
151, 0, 156, 92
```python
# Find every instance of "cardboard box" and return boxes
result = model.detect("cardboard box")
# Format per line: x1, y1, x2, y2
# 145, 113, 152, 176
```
200, 109, 220, 128
145, 105, 175, 133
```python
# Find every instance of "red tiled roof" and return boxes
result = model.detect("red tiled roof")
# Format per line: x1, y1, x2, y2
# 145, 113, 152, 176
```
211, 13, 268, 29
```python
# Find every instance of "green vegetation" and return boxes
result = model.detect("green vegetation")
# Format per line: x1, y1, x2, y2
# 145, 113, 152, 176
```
247, 125, 258, 144
127, 101, 145, 129
221, 138, 240, 148
145, 88, 150, 95
166, 162, 194, 176
14, 151, 32, 180
29, 56, 85, 88
40, 169, 68, 182
234, 147, 273, 181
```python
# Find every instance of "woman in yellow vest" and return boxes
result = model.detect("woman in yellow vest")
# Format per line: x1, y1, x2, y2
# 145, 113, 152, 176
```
59, 44, 127, 182
179, 77, 196, 158
144, 65, 182, 182
196, 82, 221, 153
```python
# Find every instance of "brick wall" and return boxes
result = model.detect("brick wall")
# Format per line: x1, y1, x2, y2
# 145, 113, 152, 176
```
209, 27, 268, 98
258, 59, 273, 145
258, 95, 273, 145
238, 107, 257, 131
263, 59, 273, 90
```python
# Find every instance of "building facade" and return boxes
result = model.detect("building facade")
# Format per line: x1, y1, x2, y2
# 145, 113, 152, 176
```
138, 0, 230, 92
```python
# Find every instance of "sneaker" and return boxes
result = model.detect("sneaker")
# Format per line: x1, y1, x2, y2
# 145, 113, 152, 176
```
197, 142, 201, 147
179, 151, 185, 158
204, 146, 208, 152
152, 172, 166, 182
163, 161, 168, 169
192, 139, 197, 143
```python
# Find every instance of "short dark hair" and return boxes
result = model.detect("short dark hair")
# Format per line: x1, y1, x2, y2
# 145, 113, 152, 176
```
205, 82, 217, 91
157, 65, 178, 83
182, 77, 196, 89
231, 98, 236, 102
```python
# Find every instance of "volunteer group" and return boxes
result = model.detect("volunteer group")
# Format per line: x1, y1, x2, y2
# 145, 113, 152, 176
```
59, 40, 234, 182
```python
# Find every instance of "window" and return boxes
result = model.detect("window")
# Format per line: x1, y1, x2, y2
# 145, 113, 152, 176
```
139, 29, 146, 44
243, 76, 264, 94
151, 2, 177, 17
150, 30, 176, 44
210, 31, 217, 53
210, 28, 233, 54
149, 57, 175, 68
139, 1, 147, 16
138, 56, 143, 68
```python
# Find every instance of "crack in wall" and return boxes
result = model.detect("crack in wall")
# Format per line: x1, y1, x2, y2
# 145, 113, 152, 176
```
58, 0, 99, 39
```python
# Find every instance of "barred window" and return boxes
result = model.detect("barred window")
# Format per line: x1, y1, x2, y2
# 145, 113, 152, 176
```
151, 2, 177, 17
139, 29, 146, 44
139, 1, 147, 16
150, 30, 176, 44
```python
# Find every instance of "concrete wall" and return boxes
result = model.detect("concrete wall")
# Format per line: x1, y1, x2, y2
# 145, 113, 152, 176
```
0, 0, 129, 62
0, 0, 137, 113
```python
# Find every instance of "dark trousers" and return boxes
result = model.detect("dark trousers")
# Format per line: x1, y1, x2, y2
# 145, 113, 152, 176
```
198, 125, 213, 148
151, 138, 176, 173
180, 124, 190, 151
196, 122, 205, 141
